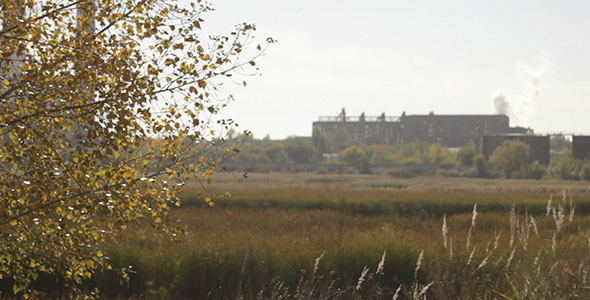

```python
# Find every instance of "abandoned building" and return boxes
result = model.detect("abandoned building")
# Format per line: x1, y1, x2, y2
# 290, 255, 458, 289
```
312, 109, 532, 148
572, 136, 590, 160
481, 135, 550, 165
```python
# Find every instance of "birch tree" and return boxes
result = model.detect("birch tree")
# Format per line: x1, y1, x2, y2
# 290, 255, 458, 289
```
0, 0, 272, 296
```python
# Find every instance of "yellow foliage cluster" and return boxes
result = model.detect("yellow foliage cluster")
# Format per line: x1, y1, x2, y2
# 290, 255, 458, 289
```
0, 0, 271, 295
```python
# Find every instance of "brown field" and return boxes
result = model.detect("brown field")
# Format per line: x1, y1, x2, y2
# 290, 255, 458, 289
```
87, 173, 590, 299
206, 172, 590, 192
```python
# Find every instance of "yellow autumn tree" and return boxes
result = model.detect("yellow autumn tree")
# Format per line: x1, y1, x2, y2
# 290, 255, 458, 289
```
0, 0, 272, 296
489, 140, 530, 178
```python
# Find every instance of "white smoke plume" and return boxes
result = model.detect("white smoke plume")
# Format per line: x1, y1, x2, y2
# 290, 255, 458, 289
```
492, 92, 510, 116
516, 51, 552, 97
491, 52, 552, 126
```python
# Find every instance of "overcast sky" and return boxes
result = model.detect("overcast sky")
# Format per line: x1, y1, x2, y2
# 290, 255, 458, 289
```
203, 0, 590, 139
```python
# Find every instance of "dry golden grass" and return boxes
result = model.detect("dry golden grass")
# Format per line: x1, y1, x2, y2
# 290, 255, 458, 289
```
178, 173, 590, 218
87, 173, 590, 298
206, 172, 590, 193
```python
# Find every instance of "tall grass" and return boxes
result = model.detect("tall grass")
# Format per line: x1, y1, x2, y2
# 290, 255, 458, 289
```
105, 190, 590, 299
3, 174, 590, 298
180, 185, 590, 216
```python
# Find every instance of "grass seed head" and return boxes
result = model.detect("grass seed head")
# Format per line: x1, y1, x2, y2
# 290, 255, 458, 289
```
356, 266, 369, 291
414, 250, 424, 280
471, 204, 478, 228
467, 246, 477, 265
506, 248, 516, 269
376, 249, 386, 275
392, 284, 402, 300
313, 251, 325, 275
442, 215, 448, 249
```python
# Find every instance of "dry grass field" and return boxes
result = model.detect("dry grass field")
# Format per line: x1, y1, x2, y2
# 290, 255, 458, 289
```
181, 173, 590, 216
206, 172, 590, 193
19, 173, 589, 298
76, 173, 590, 299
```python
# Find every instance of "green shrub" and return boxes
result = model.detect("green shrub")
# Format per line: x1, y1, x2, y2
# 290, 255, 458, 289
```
473, 154, 490, 178
285, 143, 315, 164
457, 144, 477, 168
548, 151, 582, 180
514, 160, 546, 180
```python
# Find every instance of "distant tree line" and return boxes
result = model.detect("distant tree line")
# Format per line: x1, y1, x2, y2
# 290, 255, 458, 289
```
230, 131, 590, 181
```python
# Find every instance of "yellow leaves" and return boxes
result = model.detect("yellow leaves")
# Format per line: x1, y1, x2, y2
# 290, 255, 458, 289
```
134, 5, 144, 14
13, 285, 21, 296
29, 259, 39, 268
166, 167, 175, 178
164, 58, 175, 66
85, 259, 96, 269
204, 196, 214, 207
0, 0, 269, 293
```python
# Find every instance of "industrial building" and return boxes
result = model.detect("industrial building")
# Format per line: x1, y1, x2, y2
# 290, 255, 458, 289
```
572, 136, 590, 160
312, 109, 531, 148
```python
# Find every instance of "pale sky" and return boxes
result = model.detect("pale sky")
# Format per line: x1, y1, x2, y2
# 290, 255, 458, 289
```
203, 0, 590, 139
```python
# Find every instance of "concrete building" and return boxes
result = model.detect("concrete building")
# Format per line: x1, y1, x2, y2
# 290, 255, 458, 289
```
481, 135, 550, 165
572, 136, 590, 160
